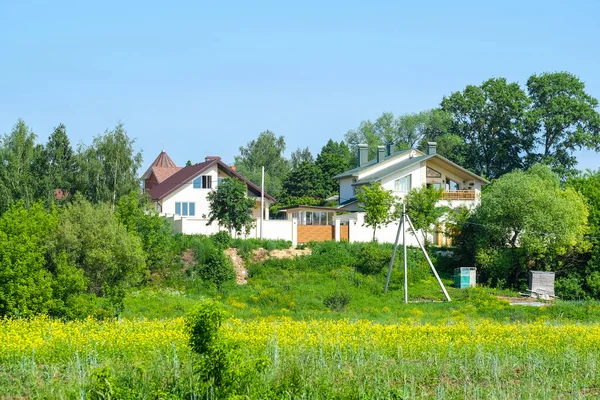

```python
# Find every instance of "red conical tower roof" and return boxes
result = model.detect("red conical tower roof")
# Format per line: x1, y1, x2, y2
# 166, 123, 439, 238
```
142, 149, 182, 185
150, 149, 178, 168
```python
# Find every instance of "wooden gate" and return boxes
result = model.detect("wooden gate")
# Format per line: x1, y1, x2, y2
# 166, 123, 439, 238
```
297, 225, 335, 243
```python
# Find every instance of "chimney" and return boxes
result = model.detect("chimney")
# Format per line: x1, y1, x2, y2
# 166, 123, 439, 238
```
377, 145, 385, 163
427, 142, 437, 155
231, 165, 237, 172
386, 142, 392, 156
357, 144, 368, 167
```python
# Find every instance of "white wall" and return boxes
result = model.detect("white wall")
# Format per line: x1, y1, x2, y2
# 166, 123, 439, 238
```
162, 164, 219, 217
171, 217, 297, 246
160, 164, 271, 219
339, 177, 355, 204
380, 162, 424, 202
343, 212, 424, 247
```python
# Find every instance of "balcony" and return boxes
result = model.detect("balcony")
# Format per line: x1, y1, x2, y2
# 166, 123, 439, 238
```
441, 190, 477, 201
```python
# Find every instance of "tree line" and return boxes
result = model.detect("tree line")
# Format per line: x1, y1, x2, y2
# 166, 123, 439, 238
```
1, 69, 599, 317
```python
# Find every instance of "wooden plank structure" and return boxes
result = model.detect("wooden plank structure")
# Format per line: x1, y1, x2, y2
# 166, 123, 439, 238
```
529, 271, 555, 298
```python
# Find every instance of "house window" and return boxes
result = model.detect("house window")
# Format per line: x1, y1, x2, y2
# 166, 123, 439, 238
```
446, 178, 459, 191
394, 175, 411, 192
217, 177, 224, 185
193, 175, 212, 189
175, 202, 195, 217
427, 183, 442, 190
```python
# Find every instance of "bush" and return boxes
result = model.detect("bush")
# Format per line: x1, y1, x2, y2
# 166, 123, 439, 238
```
185, 300, 266, 397
556, 276, 588, 300
197, 250, 235, 289
210, 231, 232, 250
354, 243, 390, 275
308, 241, 357, 271
49, 196, 147, 312
323, 291, 351, 312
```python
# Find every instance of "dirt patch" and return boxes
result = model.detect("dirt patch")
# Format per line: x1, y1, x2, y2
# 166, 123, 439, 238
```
180, 249, 195, 271
251, 247, 311, 262
496, 295, 552, 306
224, 248, 247, 285
270, 248, 311, 259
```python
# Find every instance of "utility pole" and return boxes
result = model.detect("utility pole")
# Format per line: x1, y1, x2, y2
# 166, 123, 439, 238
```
260, 166, 264, 239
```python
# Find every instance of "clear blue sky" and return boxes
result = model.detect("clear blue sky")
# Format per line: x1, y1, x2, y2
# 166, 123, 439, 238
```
1, 0, 599, 172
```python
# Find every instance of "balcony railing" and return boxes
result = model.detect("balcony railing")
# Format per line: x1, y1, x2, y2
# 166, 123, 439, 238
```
442, 190, 477, 201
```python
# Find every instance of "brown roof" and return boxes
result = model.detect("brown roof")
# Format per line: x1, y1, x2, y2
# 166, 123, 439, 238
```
148, 159, 276, 202
152, 166, 182, 183
142, 150, 181, 183
151, 150, 178, 168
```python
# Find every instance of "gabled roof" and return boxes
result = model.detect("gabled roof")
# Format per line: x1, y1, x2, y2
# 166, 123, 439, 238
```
333, 148, 489, 185
332, 149, 412, 180
353, 155, 432, 185
149, 160, 214, 200
142, 150, 182, 183
148, 159, 276, 202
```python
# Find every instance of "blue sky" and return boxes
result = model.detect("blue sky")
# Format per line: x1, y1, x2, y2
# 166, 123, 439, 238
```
1, 0, 599, 172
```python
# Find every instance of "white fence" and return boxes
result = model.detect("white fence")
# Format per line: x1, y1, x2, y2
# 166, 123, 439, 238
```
166, 216, 297, 246
166, 212, 431, 248
340, 212, 427, 246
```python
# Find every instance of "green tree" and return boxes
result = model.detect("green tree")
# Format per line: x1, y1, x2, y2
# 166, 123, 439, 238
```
569, 170, 600, 237
290, 147, 314, 170
75, 123, 142, 208
356, 182, 399, 241
116, 192, 175, 273
234, 130, 290, 197
281, 161, 325, 200
441, 77, 532, 178
344, 110, 458, 162
345, 114, 390, 161
206, 178, 256, 236
526, 72, 600, 175
403, 186, 446, 247
0, 203, 56, 317
48, 196, 146, 311
463, 165, 589, 287
0, 120, 39, 213
567, 170, 600, 298
33, 123, 77, 205
315, 139, 352, 197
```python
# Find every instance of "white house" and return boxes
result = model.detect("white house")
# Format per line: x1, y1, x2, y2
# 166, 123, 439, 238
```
144, 152, 297, 243
332, 142, 489, 246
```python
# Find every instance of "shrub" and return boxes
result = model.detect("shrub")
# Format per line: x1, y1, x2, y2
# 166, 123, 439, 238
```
354, 242, 390, 275
185, 300, 266, 397
49, 196, 147, 312
210, 231, 232, 250
197, 250, 235, 290
556, 276, 588, 300
309, 241, 357, 271
323, 291, 351, 312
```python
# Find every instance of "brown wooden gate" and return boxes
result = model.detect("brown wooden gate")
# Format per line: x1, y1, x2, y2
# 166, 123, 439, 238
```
297, 225, 335, 243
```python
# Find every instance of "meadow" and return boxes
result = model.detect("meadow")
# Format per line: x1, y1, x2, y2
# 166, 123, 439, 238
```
2, 316, 600, 398
3, 239, 600, 399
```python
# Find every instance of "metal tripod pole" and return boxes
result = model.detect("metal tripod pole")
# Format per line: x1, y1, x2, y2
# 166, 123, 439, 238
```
405, 214, 451, 301
384, 208, 403, 294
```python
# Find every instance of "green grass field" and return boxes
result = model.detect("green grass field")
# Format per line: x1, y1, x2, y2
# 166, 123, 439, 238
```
3, 240, 600, 399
